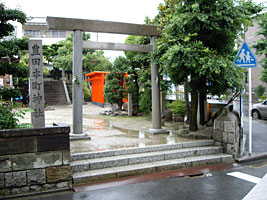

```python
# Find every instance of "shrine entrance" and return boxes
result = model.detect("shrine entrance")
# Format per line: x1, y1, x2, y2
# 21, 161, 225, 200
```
46, 16, 166, 135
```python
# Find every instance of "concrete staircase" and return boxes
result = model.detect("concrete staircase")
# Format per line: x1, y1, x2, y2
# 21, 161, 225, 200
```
44, 80, 68, 105
71, 140, 234, 185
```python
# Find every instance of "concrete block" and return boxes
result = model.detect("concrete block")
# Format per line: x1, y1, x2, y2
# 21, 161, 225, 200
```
5, 171, 27, 188
72, 163, 90, 173
36, 150, 63, 167
12, 153, 36, 170
0, 155, 11, 172
165, 151, 194, 160
63, 150, 70, 165
11, 186, 30, 195
30, 185, 42, 192
73, 170, 116, 184
87, 151, 114, 159
27, 169, 46, 185
222, 143, 227, 152
215, 142, 222, 147
228, 133, 235, 144
0, 173, 4, 189
0, 189, 10, 197
221, 155, 234, 163
56, 181, 71, 189
182, 140, 213, 148
224, 121, 235, 133
0, 137, 37, 156
223, 132, 228, 143
116, 165, 156, 178
37, 134, 69, 152
12, 151, 62, 170
157, 161, 192, 172
227, 144, 235, 155
90, 158, 128, 170
128, 155, 164, 165
43, 183, 56, 190
46, 166, 72, 183
214, 121, 224, 131
213, 131, 223, 142
113, 148, 138, 156
135, 167, 156, 176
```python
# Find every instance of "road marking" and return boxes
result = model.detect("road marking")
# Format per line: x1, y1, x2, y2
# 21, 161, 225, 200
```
227, 172, 261, 184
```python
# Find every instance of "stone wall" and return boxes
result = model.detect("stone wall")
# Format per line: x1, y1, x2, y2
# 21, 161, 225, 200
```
213, 105, 242, 159
0, 125, 72, 199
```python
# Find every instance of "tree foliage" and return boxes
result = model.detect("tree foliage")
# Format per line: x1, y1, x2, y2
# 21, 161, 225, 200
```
125, 34, 170, 113
0, 3, 28, 80
0, 3, 26, 39
104, 56, 131, 109
253, 13, 267, 83
154, 0, 263, 131
50, 33, 112, 73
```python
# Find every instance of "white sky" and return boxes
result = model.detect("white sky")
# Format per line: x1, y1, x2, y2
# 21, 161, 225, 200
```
1, 0, 164, 61
1, 0, 266, 61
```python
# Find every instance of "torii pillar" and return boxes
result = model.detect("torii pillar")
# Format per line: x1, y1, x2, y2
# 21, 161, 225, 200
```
46, 16, 168, 135
72, 30, 83, 134
147, 36, 169, 134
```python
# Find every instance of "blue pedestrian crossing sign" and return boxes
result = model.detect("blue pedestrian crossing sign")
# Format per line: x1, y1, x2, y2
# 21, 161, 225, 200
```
234, 42, 257, 68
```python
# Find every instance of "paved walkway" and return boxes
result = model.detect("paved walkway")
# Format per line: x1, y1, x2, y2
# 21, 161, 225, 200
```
19, 103, 200, 154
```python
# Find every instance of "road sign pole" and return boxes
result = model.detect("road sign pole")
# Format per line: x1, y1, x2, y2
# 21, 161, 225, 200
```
234, 41, 256, 155
248, 67, 252, 154
240, 88, 243, 138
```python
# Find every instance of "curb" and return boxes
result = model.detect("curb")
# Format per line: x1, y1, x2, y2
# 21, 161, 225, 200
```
236, 152, 267, 163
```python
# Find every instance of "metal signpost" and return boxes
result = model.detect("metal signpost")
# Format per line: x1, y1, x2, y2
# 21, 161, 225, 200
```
234, 41, 257, 155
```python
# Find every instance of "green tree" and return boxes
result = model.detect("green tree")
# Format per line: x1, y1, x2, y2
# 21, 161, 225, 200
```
104, 56, 131, 110
0, 4, 28, 101
125, 35, 151, 109
0, 3, 26, 39
52, 33, 112, 73
253, 13, 267, 83
155, 0, 262, 131
125, 34, 170, 114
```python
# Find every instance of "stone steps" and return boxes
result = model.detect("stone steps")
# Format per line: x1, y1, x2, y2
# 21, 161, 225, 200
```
71, 140, 215, 161
44, 81, 68, 105
71, 146, 222, 173
71, 140, 234, 185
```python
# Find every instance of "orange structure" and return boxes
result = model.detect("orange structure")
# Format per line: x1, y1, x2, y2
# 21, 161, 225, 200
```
85, 71, 128, 107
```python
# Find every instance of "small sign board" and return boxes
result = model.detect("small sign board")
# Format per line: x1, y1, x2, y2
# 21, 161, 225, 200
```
29, 40, 45, 128
234, 42, 257, 68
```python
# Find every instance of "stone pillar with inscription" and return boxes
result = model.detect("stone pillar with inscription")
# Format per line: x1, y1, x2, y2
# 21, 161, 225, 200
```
29, 40, 45, 128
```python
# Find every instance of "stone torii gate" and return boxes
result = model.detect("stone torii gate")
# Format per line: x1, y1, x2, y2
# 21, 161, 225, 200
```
47, 16, 167, 135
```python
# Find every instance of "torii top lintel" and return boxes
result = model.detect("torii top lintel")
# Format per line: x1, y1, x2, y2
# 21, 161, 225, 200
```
46, 16, 161, 37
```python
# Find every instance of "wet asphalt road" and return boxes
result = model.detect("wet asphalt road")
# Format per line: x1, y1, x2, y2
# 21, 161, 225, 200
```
19, 160, 267, 200
243, 118, 267, 153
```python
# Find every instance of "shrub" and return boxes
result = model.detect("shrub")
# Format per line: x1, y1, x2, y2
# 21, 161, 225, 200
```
0, 87, 21, 101
254, 85, 266, 97
139, 89, 152, 114
0, 101, 32, 130
167, 100, 186, 116
259, 95, 267, 102
83, 81, 91, 101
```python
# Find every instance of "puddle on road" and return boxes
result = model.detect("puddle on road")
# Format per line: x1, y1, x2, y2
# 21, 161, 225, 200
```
71, 118, 196, 154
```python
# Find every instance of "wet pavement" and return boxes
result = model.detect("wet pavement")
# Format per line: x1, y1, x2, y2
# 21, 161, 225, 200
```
15, 160, 267, 200
19, 103, 198, 154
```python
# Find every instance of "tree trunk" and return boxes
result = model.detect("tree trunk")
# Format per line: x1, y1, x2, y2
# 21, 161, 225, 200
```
189, 81, 198, 131
199, 89, 206, 126
134, 72, 139, 108
184, 79, 190, 124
